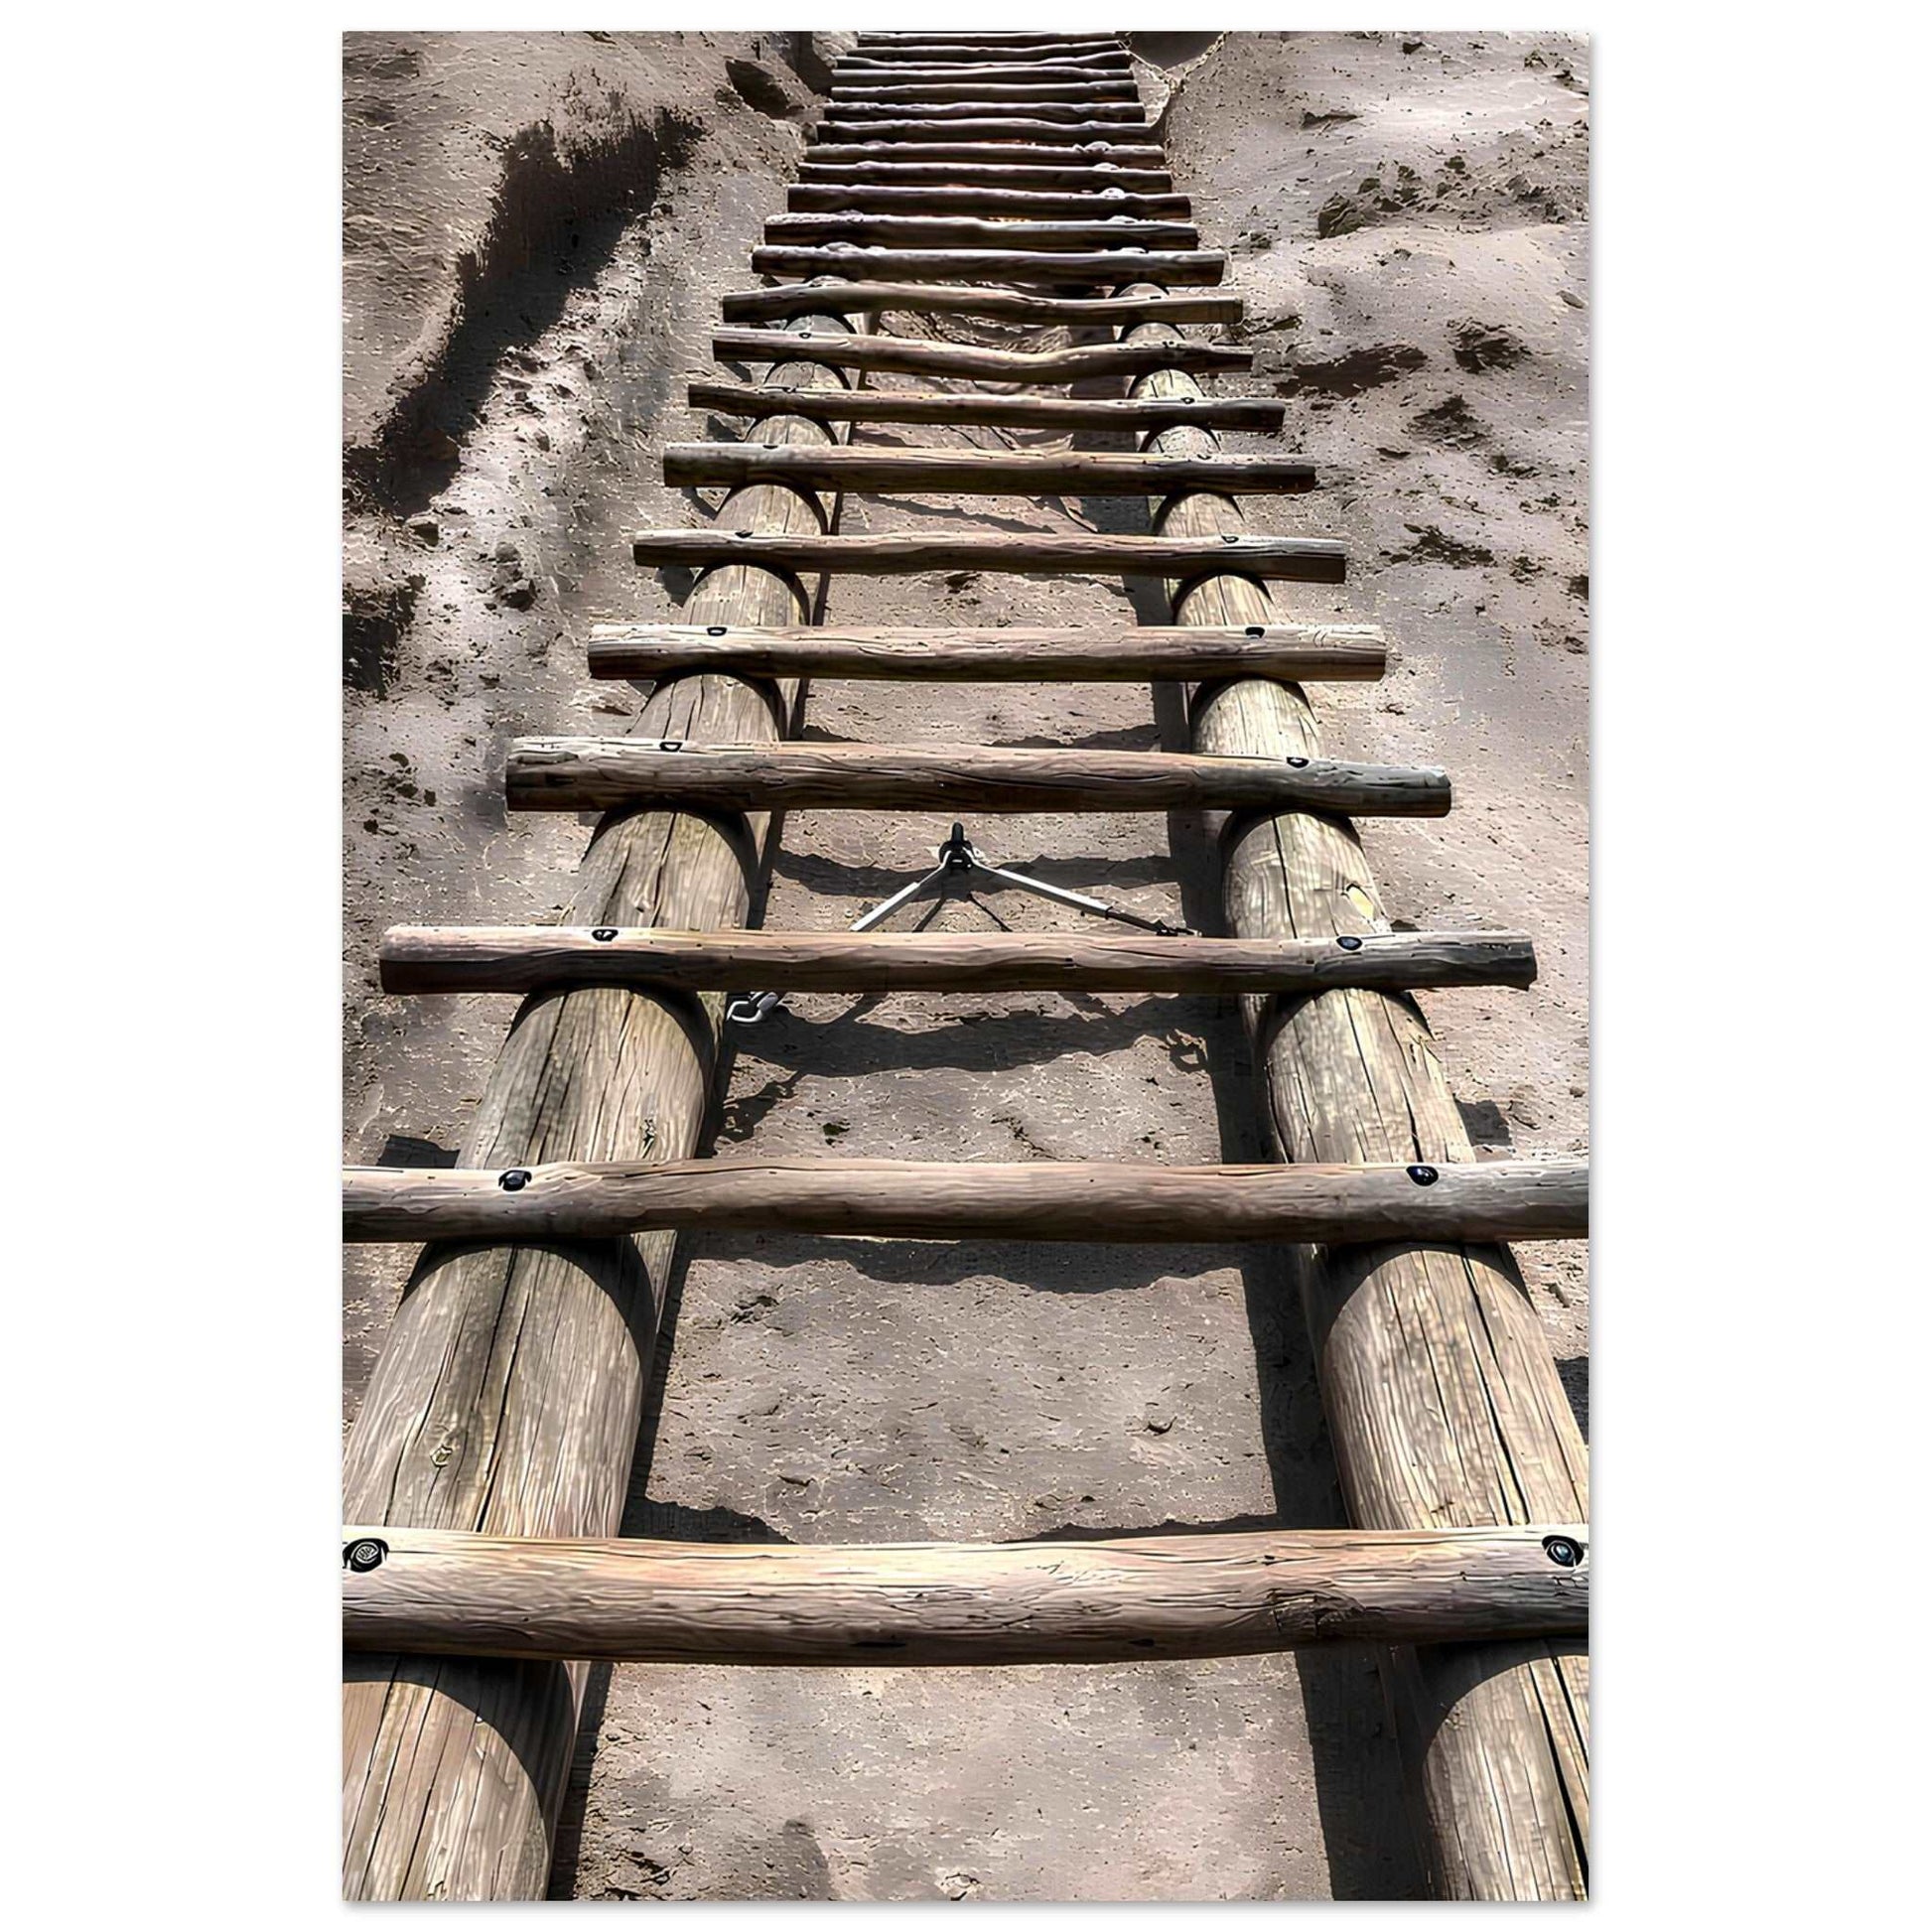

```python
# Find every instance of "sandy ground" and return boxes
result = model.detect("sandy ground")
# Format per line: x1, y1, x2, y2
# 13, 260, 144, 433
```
343, 29, 1587, 1901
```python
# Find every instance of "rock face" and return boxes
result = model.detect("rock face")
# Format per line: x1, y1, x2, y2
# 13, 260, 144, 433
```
343, 29, 1587, 1903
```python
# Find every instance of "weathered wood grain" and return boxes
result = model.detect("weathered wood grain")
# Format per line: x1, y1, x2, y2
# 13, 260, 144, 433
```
342, 312, 858, 1901
799, 158, 1174, 190
629, 528, 1342, 583
837, 57, 1135, 77
765, 211, 1200, 250
666, 442, 1306, 497
345, 1155, 1587, 1245
1121, 291, 1592, 1898
377, 925, 1533, 998
585, 621, 1384, 683
343, 1523, 1589, 1665
806, 142, 1168, 169
825, 99, 1150, 126
723, 282, 1233, 325
709, 326, 1245, 383
787, 184, 1191, 217
688, 379, 1283, 433
752, 244, 1224, 286
856, 34, 1124, 53
831, 79, 1141, 103
816, 117, 1154, 147
505, 740, 1447, 817
855, 33, 1127, 55
837, 66, 1133, 87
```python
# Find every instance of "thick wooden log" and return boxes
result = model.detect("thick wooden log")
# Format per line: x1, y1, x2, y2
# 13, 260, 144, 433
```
832, 79, 1141, 103
807, 142, 1168, 169
689, 379, 1283, 433
857, 31, 1124, 47
753, 245, 1222, 287
856, 33, 1126, 55
710, 327, 1245, 384
666, 443, 1310, 498
379, 926, 1534, 999
345, 1155, 1586, 1247
629, 529, 1343, 583
855, 44, 1124, 64
345, 1521, 1587, 1666
1122, 292, 1591, 1895
787, 184, 1189, 217
841, 46, 1130, 62
766, 211, 1199, 251
341, 308, 858, 1898
723, 283, 1234, 325
842, 44, 1131, 61
834, 65, 1134, 82
585, 621, 1386, 684
837, 60, 1135, 81
344, 1523, 1587, 1666
800, 158, 1174, 190
816, 117, 1153, 146
505, 740, 1447, 818
826, 100, 1147, 125
828, 103, 1145, 130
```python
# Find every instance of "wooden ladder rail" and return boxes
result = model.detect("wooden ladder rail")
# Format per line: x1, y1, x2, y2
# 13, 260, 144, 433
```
340, 310, 865, 1898
1118, 286, 1591, 1891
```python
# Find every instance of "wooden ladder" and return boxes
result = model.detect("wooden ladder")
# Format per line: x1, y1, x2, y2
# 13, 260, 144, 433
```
342, 30, 1589, 1903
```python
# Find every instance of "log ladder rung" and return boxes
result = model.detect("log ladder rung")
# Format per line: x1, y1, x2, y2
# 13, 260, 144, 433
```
630, 531, 1345, 583
721, 284, 1236, 324
855, 33, 1130, 54
584, 621, 1387, 683
859, 34, 1130, 52
377, 926, 1535, 997
797, 160, 1177, 190
665, 443, 1312, 498
345, 1154, 1586, 1246
807, 143, 1169, 167
837, 59, 1138, 79
762, 213, 1199, 250
785, 185, 1193, 217
842, 51, 1128, 71
818, 108, 1153, 134
343, 1522, 1588, 1665
688, 380, 1285, 433
751, 245, 1225, 286
707, 326, 1249, 384
504, 740, 1448, 817
831, 80, 1144, 104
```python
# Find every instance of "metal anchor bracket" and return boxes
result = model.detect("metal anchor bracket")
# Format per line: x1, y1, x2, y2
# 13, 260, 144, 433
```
727, 822, 1194, 1026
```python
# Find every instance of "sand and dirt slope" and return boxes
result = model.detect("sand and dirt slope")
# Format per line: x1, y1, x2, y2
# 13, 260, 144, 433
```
344, 29, 1587, 1901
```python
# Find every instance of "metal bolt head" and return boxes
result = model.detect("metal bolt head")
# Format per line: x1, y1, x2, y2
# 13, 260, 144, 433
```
707, 624, 728, 636
1406, 1164, 1440, 1186
591, 927, 619, 942
1337, 934, 1364, 952
1543, 1534, 1585, 1569
1286, 756, 1310, 768
345, 1538, 388, 1574
498, 1169, 532, 1191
